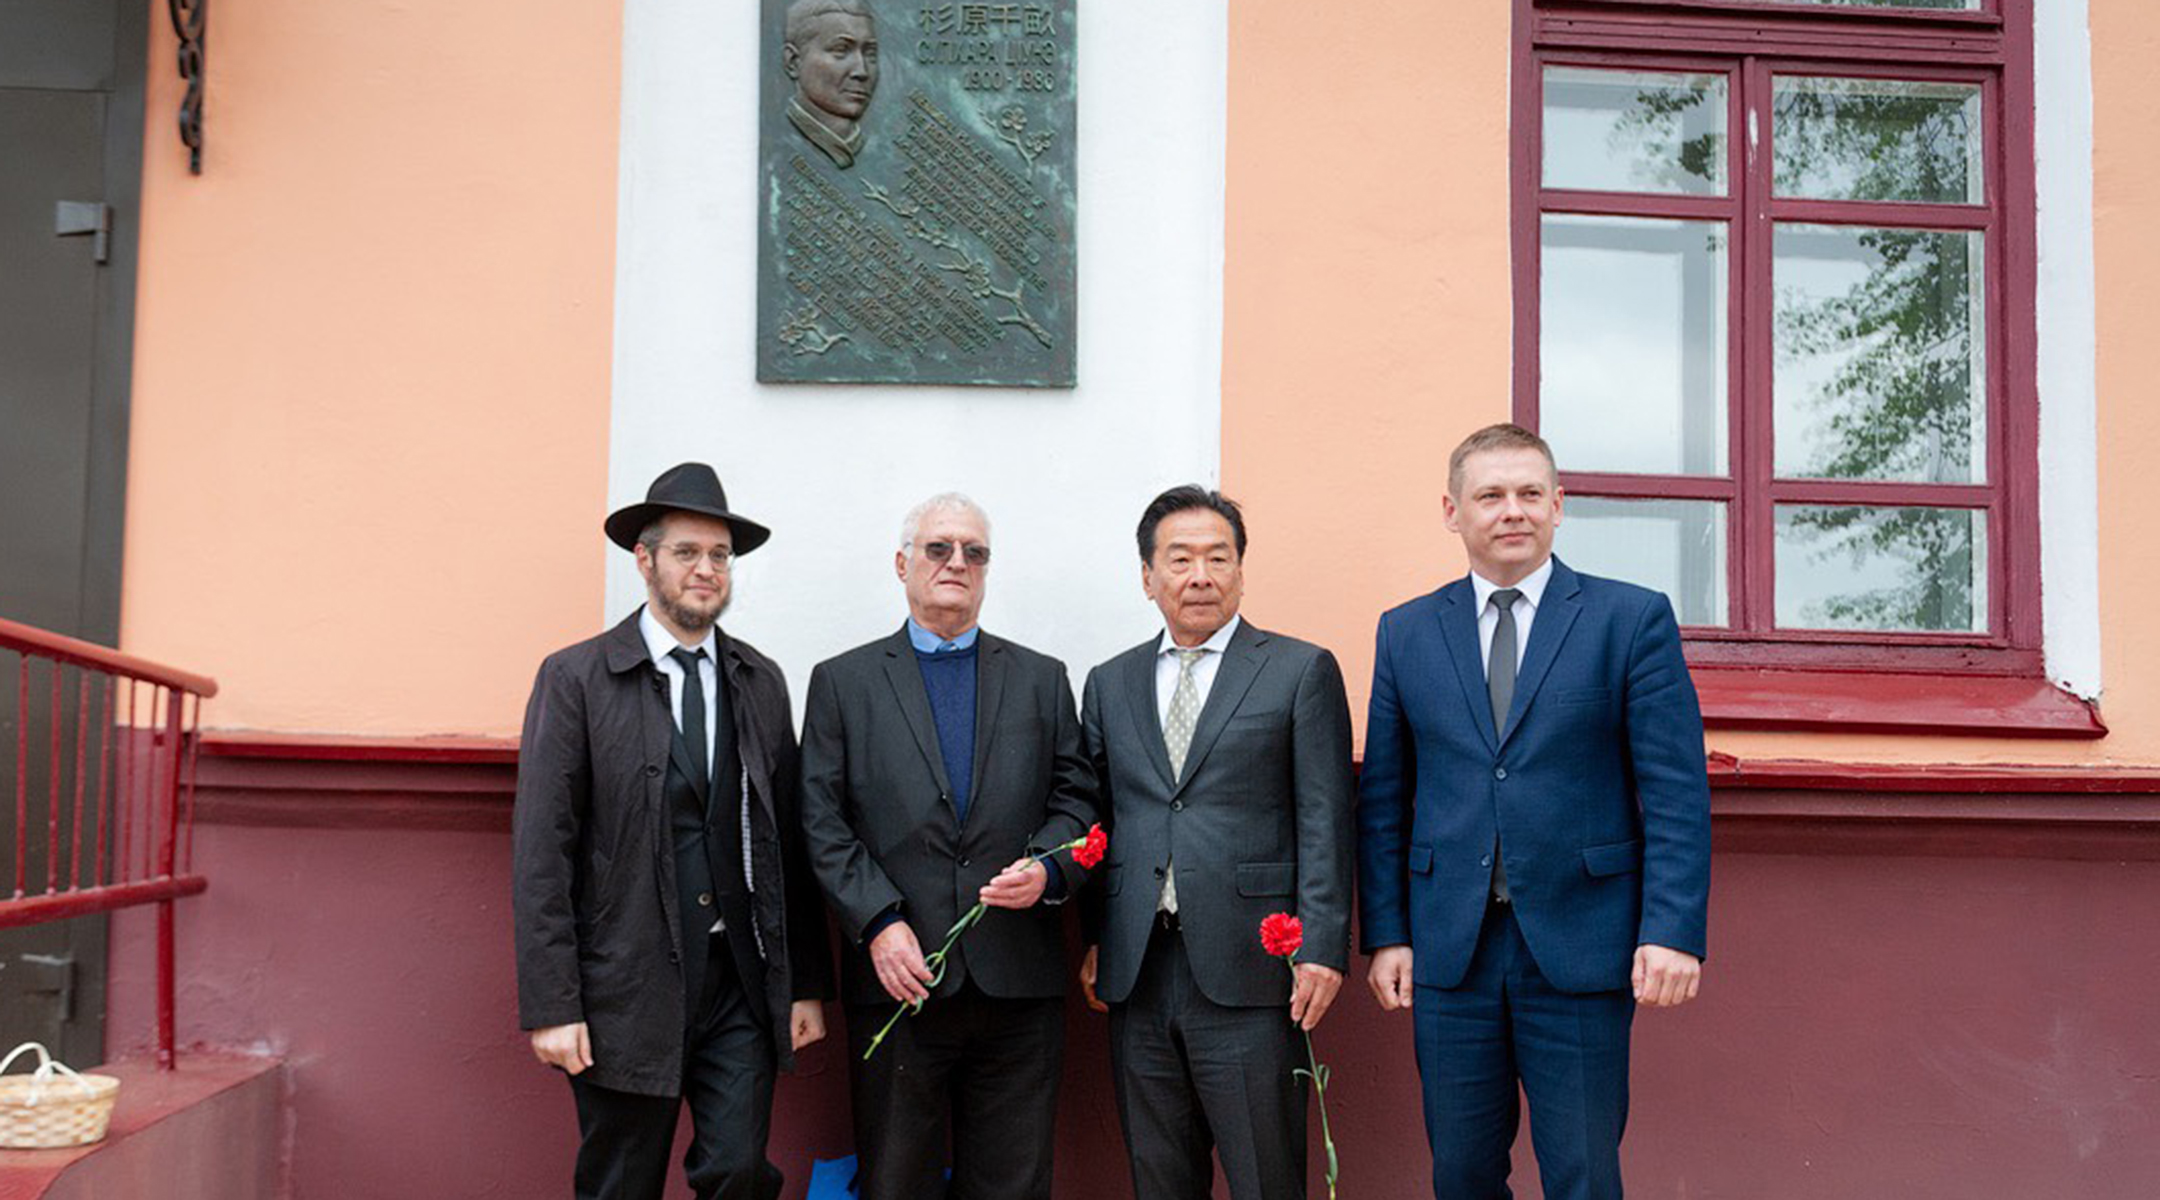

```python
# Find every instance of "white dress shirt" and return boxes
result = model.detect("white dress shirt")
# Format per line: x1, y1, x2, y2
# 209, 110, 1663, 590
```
639, 606, 719, 769
1153, 613, 1243, 724
1470, 557, 1553, 679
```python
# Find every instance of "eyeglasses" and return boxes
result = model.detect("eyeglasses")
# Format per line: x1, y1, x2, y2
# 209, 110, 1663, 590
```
663, 543, 736, 572
920, 540, 991, 567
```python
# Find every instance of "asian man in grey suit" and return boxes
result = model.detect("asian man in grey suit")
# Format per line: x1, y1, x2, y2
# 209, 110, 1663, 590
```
1079, 485, 1356, 1200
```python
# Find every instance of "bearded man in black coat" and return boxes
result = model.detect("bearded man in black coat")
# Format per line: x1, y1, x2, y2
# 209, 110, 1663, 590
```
513, 464, 833, 1200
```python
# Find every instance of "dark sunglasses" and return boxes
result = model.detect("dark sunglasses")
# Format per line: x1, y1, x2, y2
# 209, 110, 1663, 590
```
922, 540, 991, 567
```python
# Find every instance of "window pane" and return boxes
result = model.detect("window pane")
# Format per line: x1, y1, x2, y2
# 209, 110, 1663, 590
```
1774, 77, 1984, 204
1775, 505, 1988, 632
1544, 67, 1728, 196
1557, 498, 1728, 627
1774, 224, 1986, 483
1541, 215, 1729, 476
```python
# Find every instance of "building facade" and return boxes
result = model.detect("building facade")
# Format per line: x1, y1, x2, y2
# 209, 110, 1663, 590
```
4, 0, 2153, 1195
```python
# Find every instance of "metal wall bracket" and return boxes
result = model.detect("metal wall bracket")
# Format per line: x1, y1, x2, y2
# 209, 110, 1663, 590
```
55, 200, 113, 264
170, 0, 206, 174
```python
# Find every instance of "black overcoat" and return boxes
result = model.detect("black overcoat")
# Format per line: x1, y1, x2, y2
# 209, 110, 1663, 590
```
512, 610, 833, 1097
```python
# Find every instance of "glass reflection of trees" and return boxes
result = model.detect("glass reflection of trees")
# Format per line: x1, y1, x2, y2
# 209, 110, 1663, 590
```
1772, 80, 1984, 631
1606, 84, 1722, 194
1574, 72, 1992, 632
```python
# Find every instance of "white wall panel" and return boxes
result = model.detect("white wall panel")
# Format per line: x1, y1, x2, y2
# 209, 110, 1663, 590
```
607, 0, 1228, 703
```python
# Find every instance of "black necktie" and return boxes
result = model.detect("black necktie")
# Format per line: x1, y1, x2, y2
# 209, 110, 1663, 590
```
1487, 588, 1521, 903
668, 646, 708, 789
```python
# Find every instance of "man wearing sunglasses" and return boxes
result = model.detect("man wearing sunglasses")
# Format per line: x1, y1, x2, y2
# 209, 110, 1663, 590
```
798, 493, 1098, 1200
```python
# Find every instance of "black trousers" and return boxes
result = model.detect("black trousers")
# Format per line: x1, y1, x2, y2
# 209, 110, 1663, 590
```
1110, 922, 1307, 1200
569, 939, 780, 1200
845, 981, 1063, 1200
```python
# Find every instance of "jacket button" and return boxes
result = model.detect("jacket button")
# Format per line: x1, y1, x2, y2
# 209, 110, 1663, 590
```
1480, 855, 1492, 867
1494, 767, 1507, 780
1153, 867, 1165, 879
698, 892, 713, 908
1171, 800, 1184, 812
645, 765, 661, 778
668, 950, 680, 964
957, 856, 971, 868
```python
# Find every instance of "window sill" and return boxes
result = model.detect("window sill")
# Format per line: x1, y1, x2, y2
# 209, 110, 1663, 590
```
1691, 667, 2104, 738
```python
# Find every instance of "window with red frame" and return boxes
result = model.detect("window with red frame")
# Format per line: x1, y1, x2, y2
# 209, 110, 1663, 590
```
1515, 0, 2039, 674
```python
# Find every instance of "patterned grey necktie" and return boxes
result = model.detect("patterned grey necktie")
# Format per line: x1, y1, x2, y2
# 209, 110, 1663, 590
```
1159, 647, 1206, 915
1487, 588, 1521, 902
1163, 648, 1207, 776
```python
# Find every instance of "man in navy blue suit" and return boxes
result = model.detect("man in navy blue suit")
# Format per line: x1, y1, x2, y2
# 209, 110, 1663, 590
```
1357, 423, 1711, 1199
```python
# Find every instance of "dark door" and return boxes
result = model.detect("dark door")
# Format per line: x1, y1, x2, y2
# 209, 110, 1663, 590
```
0, 0, 148, 1067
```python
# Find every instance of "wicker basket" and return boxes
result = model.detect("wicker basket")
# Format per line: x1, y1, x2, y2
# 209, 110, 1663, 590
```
0, 1043, 120, 1149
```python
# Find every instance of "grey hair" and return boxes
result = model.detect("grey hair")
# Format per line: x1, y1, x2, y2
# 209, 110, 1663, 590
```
785, 0, 874, 46
899, 492, 991, 550
637, 517, 670, 556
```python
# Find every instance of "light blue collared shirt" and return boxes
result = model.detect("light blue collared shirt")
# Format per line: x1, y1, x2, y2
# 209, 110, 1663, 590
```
906, 618, 979, 654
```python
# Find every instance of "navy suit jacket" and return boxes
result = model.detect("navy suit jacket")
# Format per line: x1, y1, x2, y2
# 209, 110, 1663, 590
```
1356, 557, 1710, 995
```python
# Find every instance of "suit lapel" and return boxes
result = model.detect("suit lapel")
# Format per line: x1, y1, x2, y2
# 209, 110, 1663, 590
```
1121, 641, 1177, 792
1438, 583, 1499, 755
1170, 621, 1265, 797
1498, 559, 1583, 750
964, 634, 1007, 832
880, 630, 954, 798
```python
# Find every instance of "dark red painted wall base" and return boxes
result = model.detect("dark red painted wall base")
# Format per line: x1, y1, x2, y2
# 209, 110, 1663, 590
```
104, 752, 2160, 1199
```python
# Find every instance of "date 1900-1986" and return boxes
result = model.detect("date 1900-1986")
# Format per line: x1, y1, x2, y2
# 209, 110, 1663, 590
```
962, 67, 1057, 92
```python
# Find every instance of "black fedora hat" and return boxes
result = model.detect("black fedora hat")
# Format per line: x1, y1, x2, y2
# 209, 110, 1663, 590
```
604, 463, 773, 556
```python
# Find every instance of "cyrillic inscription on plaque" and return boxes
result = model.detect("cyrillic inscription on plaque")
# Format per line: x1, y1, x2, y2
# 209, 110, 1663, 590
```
757, 0, 1077, 387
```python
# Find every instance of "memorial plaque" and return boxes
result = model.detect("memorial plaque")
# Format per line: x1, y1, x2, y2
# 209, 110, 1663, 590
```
756, 0, 1077, 387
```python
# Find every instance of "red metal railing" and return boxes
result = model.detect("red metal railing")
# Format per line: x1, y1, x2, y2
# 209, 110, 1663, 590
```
0, 616, 216, 1070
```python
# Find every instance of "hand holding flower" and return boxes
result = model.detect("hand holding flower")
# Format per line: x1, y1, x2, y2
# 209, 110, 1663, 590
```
863, 823, 1109, 1060
1289, 962, 1344, 1031
1260, 912, 1341, 1198
979, 858, 1048, 908
869, 921, 935, 1005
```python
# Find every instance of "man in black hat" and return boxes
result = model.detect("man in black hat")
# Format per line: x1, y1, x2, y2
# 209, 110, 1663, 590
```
513, 463, 833, 1200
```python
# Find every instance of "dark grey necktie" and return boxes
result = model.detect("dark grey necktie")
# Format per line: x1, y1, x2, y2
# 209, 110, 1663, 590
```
1487, 588, 1521, 902
1487, 588, 1522, 735
668, 646, 708, 788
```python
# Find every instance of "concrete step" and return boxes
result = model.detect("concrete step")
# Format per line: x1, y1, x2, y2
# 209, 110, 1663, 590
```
0, 1052, 282, 1200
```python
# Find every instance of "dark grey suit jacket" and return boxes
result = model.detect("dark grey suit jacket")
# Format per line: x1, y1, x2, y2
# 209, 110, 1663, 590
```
798, 626, 1098, 1006
1080, 618, 1356, 1008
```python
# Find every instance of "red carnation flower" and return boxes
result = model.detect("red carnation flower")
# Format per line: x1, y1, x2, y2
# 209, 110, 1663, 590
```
1259, 912, 1304, 958
1072, 824, 1108, 869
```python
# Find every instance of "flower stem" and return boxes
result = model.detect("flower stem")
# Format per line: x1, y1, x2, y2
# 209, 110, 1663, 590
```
861, 834, 1090, 1060
1288, 954, 1339, 1199
1306, 1026, 1338, 1199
